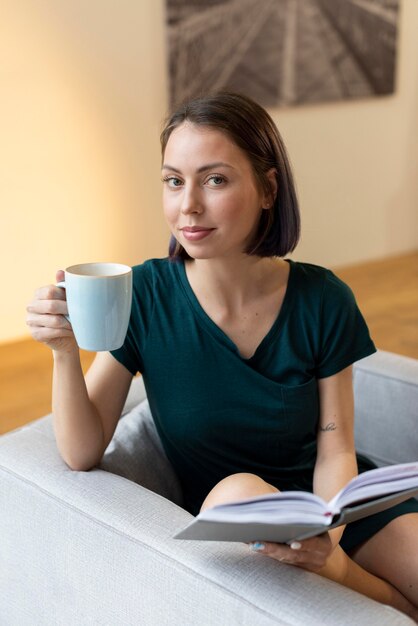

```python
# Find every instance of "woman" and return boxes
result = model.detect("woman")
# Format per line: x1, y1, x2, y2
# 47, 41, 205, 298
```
27, 92, 418, 620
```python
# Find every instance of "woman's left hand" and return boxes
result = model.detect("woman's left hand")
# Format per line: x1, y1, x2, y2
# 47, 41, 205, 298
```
249, 533, 333, 572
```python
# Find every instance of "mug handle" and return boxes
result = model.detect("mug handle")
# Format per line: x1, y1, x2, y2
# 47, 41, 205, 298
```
56, 281, 71, 323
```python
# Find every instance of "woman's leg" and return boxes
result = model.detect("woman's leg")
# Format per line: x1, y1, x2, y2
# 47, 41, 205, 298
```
200, 472, 278, 511
202, 474, 418, 621
348, 513, 418, 606
318, 544, 417, 620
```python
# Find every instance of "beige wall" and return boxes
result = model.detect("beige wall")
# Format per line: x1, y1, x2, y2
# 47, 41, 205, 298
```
281, 0, 418, 268
1, 0, 417, 343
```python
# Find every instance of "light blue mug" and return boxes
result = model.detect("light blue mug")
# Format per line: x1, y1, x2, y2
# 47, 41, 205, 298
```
57, 262, 133, 352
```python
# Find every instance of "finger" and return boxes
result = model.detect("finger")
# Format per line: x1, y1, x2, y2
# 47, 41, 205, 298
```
27, 299, 68, 316
34, 284, 67, 301
26, 312, 71, 330
300, 533, 331, 549
56, 269, 65, 283
249, 541, 328, 571
287, 536, 332, 565
29, 326, 75, 343
286, 534, 332, 556
276, 550, 326, 571
289, 546, 330, 571
250, 542, 295, 562
268, 543, 306, 563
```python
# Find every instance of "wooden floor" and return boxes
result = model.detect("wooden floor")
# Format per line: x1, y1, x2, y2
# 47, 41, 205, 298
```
1, 251, 417, 435
335, 251, 418, 359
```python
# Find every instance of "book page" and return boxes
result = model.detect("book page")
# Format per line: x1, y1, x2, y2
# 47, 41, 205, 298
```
199, 490, 328, 525
328, 462, 418, 513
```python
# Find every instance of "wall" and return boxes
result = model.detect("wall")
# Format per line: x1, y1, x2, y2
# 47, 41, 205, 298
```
1, 0, 417, 343
281, 0, 418, 267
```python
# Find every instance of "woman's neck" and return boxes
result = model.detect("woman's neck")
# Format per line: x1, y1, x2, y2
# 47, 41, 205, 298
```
185, 255, 286, 311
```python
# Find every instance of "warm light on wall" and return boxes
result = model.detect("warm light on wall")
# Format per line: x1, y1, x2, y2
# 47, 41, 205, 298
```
0, 0, 169, 343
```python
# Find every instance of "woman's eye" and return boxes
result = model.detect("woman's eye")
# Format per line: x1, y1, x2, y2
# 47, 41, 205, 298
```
207, 175, 225, 186
163, 176, 183, 188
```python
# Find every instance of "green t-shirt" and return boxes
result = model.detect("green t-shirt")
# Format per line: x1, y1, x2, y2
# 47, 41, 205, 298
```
111, 258, 376, 515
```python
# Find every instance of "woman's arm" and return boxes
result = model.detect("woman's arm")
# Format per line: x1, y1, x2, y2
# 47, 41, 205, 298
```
53, 351, 133, 471
314, 365, 358, 547
254, 366, 358, 570
27, 272, 134, 471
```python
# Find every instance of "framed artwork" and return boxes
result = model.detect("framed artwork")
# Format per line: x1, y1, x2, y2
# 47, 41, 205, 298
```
165, 0, 401, 108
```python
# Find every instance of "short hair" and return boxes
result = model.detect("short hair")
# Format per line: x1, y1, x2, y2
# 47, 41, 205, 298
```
160, 92, 300, 260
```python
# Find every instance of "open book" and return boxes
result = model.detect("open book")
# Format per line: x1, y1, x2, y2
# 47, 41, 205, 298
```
174, 462, 418, 544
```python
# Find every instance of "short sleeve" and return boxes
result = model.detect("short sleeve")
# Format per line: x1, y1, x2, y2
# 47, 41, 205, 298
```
110, 262, 155, 375
315, 271, 376, 378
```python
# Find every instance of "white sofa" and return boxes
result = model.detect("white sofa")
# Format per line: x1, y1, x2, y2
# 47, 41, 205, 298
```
1, 350, 417, 625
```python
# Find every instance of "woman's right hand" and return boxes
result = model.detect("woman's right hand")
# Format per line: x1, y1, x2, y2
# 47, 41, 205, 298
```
26, 270, 77, 353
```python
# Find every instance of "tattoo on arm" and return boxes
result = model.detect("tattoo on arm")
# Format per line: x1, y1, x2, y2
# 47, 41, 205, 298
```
320, 422, 337, 432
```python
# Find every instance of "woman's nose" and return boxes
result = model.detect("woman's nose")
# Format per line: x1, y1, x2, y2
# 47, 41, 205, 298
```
181, 185, 203, 215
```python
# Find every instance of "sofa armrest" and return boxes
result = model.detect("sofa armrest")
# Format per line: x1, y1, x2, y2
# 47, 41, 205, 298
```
353, 351, 418, 466
0, 410, 413, 624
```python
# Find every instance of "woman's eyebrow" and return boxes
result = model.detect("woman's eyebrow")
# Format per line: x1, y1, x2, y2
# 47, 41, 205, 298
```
161, 162, 235, 173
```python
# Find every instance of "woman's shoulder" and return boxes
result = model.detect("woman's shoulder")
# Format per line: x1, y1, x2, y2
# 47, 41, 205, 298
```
289, 259, 342, 284
130, 258, 184, 302
131, 257, 178, 281
288, 259, 354, 303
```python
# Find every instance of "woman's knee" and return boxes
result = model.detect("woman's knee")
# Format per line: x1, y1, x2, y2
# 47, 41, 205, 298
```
200, 473, 278, 511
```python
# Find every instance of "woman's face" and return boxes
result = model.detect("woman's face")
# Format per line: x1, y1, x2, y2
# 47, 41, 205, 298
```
162, 122, 271, 260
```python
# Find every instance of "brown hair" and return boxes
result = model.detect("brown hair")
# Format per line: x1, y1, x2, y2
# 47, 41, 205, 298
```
161, 92, 300, 259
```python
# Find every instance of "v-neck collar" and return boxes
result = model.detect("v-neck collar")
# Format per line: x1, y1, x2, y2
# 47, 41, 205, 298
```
175, 259, 296, 362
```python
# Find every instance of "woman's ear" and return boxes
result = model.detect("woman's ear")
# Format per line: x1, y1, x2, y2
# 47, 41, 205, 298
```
263, 168, 278, 208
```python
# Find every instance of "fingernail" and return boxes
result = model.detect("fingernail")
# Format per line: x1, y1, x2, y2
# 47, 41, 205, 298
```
250, 542, 266, 552
290, 541, 302, 550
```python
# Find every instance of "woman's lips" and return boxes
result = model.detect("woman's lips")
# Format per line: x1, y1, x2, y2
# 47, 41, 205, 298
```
180, 227, 215, 241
